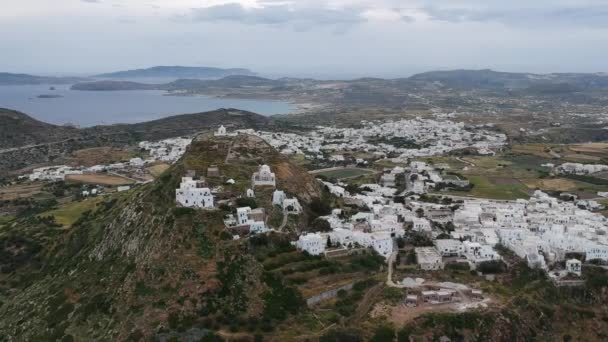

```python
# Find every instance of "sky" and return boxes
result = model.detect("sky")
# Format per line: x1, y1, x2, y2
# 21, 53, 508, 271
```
2, 0, 608, 78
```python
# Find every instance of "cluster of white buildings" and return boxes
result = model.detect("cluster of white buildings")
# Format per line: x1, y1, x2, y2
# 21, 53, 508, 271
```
248, 118, 506, 162
552, 163, 608, 175
295, 158, 607, 276
26, 165, 83, 181
24, 137, 193, 183
452, 191, 608, 272
139, 137, 192, 164
295, 200, 406, 258
25, 157, 155, 182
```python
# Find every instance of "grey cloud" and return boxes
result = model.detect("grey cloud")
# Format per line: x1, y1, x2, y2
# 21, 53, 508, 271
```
189, 3, 366, 31
423, 5, 608, 28
81, 0, 101, 3
116, 17, 136, 24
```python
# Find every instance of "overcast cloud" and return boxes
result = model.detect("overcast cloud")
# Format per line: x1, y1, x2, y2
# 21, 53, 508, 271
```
1, 0, 607, 78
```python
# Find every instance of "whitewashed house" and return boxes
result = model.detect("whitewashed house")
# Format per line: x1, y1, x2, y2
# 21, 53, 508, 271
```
296, 233, 326, 255
586, 245, 608, 262
272, 190, 286, 206
412, 217, 432, 232
434, 239, 464, 257
236, 206, 267, 233
176, 177, 214, 208
237, 207, 252, 225
369, 232, 393, 258
283, 198, 302, 214
215, 125, 227, 136
415, 247, 444, 270
566, 259, 582, 276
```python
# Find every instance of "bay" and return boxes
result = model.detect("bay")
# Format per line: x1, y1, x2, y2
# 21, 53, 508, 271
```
0, 84, 295, 127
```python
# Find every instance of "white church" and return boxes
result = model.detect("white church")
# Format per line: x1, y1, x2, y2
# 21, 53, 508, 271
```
252, 164, 276, 187
175, 177, 214, 208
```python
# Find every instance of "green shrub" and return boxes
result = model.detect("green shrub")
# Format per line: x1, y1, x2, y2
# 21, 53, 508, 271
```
173, 207, 194, 217
370, 325, 395, 342
262, 272, 304, 321
236, 197, 258, 209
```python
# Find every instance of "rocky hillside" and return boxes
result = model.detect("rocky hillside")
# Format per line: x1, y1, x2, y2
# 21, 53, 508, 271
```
0, 108, 274, 175
0, 133, 322, 340
0, 108, 78, 148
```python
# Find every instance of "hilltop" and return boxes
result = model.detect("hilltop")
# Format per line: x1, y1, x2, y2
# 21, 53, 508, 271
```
2, 133, 608, 341
0, 133, 323, 340
95, 66, 256, 79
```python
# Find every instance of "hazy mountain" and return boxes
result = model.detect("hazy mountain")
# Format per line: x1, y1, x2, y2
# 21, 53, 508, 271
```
95, 66, 256, 79
0, 72, 89, 86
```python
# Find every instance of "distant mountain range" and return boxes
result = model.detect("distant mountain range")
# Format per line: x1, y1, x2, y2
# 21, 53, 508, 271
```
4, 68, 608, 91
0, 72, 89, 86
67, 69, 608, 92
95, 65, 256, 79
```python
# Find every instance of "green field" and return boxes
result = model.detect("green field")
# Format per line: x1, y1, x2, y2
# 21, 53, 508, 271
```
466, 176, 530, 200
39, 197, 103, 228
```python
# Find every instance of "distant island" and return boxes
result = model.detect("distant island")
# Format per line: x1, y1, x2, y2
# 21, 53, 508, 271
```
0, 72, 89, 86
70, 75, 279, 91
95, 65, 256, 79
36, 94, 63, 99
70, 80, 159, 91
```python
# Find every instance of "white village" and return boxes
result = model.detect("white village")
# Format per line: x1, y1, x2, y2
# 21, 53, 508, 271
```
13, 120, 608, 311
170, 125, 608, 299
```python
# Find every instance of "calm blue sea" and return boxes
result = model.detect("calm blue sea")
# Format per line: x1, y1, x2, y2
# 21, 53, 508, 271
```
0, 84, 295, 127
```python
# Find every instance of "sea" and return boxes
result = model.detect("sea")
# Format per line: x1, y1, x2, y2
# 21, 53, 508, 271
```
0, 84, 296, 127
